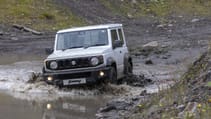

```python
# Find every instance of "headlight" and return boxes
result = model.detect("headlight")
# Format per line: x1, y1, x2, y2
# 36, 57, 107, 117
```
50, 61, 58, 69
90, 57, 99, 66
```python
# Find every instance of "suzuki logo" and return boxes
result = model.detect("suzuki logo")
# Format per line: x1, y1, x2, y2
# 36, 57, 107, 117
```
71, 60, 76, 65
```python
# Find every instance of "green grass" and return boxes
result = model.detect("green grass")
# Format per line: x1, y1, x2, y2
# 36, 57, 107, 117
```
131, 51, 211, 119
100, 0, 211, 18
0, 0, 85, 31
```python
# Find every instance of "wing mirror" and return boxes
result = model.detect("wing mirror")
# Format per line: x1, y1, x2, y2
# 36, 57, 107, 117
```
113, 40, 123, 49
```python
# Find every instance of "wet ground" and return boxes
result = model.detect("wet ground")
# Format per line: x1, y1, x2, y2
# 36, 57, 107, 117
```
0, 91, 110, 119
0, 46, 205, 119
0, 56, 112, 119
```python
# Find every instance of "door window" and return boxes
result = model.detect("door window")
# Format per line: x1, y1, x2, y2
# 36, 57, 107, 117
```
118, 29, 124, 44
111, 29, 118, 43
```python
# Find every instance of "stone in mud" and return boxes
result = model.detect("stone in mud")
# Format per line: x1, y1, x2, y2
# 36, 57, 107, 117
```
0, 31, 3, 35
177, 104, 185, 112
145, 59, 153, 65
99, 105, 116, 112
157, 24, 165, 28
97, 98, 137, 119
140, 90, 147, 96
106, 100, 132, 111
178, 102, 198, 118
143, 41, 159, 48
11, 37, 18, 41
123, 73, 153, 87
191, 18, 200, 23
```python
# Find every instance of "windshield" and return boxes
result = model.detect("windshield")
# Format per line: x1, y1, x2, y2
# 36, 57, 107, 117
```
56, 29, 108, 50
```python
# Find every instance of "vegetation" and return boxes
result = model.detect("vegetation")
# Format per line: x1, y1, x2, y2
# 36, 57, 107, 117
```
0, 0, 85, 31
100, 0, 211, 18
131, 49, 211, 119
1, 0, 210, 31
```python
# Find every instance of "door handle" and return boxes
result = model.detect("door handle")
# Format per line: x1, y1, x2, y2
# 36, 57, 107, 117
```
120, 51, 122, 53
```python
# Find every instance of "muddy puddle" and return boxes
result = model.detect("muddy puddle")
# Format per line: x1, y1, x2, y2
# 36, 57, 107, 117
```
0, 91, 110, 119
0, 48, 202, 119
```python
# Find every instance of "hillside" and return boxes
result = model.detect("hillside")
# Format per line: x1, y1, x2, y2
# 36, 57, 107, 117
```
0, 0, 85, 31
1, 0, 211, 31
129, 48, 211, 119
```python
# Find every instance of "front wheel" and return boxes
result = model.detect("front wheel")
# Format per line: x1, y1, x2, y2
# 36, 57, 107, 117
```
125, 62, 133, 76
109, 67, 117, 84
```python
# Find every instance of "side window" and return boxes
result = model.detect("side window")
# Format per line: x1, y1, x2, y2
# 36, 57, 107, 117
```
118, 29, 124, 44
111, 29, 118, 43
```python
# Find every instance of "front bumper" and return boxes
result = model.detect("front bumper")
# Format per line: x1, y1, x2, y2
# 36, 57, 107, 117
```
43, 66, 110, 86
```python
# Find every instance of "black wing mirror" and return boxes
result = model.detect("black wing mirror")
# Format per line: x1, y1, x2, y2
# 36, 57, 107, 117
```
113, 40, 123, 49
45, 48, 54, 54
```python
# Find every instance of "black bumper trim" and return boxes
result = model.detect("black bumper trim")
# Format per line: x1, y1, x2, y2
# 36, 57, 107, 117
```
43, 66, 111, 86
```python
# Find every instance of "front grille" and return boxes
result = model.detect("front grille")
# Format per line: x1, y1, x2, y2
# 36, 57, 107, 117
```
57, 57, 91, 70
46, 56, 103, 70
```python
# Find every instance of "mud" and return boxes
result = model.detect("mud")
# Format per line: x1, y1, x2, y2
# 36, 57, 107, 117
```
0, 91, 109, 119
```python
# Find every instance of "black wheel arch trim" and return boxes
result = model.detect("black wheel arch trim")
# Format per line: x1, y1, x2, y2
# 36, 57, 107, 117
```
106, 57, 116, 68
124, 53, 133, 73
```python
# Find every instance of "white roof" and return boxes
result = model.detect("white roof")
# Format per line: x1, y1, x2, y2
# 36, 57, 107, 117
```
57, 24, 123, 33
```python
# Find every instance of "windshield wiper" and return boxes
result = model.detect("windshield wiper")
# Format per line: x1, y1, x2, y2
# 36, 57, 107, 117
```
84, 43, 106, 49
62, 46, 83, 51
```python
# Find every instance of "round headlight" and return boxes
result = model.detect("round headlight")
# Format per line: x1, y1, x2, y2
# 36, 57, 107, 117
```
91, 57, 99, 66
50, 61, 58, 69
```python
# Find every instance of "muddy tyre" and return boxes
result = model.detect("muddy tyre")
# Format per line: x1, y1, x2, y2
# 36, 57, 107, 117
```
109, 67, 118, 84
125, 62, 133, 76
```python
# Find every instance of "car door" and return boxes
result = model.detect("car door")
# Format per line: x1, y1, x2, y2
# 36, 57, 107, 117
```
110, 29, 124, 78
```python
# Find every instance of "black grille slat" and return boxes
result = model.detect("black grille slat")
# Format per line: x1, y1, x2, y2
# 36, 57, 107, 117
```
57, 57, 91, 70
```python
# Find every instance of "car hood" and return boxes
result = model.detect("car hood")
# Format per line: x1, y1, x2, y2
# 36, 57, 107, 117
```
47, 46, 111, 60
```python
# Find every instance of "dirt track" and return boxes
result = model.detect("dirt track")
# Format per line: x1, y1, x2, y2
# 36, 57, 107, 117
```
0, 1, 210, 57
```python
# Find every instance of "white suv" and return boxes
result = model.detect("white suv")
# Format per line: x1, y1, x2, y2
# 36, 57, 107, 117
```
43, 24, 133, 86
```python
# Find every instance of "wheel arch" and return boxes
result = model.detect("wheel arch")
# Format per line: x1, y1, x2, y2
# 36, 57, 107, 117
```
106, 57, 117, 70
124, 53, 133, 74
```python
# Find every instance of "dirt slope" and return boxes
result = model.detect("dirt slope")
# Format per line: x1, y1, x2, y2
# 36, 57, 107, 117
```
1, 0, 211, 57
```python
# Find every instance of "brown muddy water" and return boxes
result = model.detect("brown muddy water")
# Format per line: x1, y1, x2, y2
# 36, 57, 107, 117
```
0, 91, 108, 119
0, 55, 111, 119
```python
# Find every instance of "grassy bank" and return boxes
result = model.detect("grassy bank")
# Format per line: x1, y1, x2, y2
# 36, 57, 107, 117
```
131, 48, 211, 119
100, 0, 211, 18
0, 0, 85, 31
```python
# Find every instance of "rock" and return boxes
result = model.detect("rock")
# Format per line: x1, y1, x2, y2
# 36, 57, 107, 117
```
132, 97, 139, 101
178, 102, 198, 118
157, 24, 165, 28
145, 59, 153, 65
177, 104, 185, 112
100, 105, 116, 112
140, 90, 147, 96
127, 13, 133, 19
131, 0, 137, 4
168, 24, 173, 27
143, 41, 159, 48
107, 100, 132, 111
161, 55, 169, 59
11, 37, 18, 41
0, 31, 3, 35
191, 18, 200, 23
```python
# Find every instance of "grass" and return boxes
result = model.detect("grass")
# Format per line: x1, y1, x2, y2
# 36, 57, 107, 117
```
100, 0, 211, 19
131, 50, 211, 119
0, 0, 85, 31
